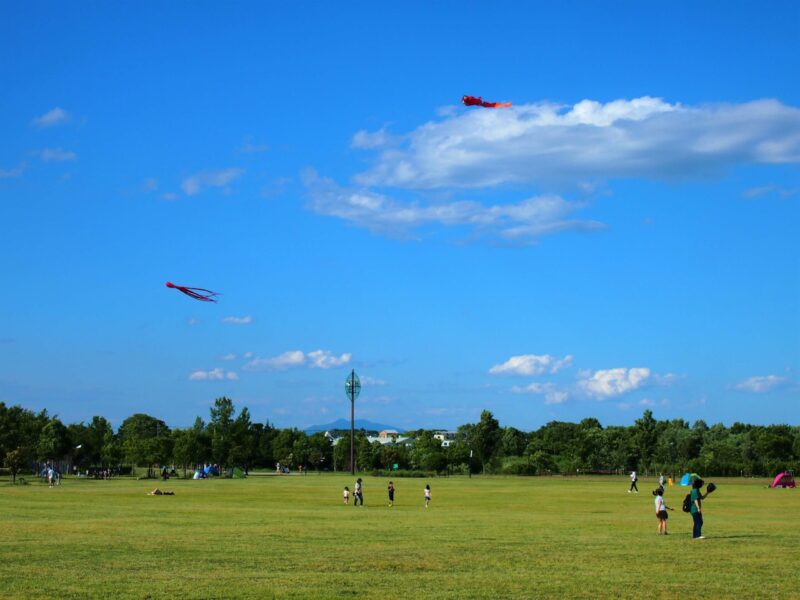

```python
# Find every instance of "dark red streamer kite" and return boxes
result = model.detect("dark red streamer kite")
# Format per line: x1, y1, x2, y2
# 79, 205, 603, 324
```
462, 95, 512, 108
166, 281, 219, 302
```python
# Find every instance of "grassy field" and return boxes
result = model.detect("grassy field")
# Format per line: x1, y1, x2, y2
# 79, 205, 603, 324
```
1, 474, 797, 599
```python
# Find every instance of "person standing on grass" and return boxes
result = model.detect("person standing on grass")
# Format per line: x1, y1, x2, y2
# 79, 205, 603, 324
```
424, 484, 431, 508
653, 487, 673, 534
354, 478, 363, 506
343, 486, 350, 505
691, 478, 706, 539
387, 481, 395, 507
629, 470, 639, 493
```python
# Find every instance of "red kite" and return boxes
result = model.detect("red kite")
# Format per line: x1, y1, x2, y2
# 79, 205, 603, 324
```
462, 95, 512, 108
166, 281, 219, 302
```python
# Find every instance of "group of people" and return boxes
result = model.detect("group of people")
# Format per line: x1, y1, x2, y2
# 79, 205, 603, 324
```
342, 478, 432, 508
642, 472, 709, 539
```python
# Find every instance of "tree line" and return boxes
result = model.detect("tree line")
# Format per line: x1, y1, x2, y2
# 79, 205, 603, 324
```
2, 399, 798, 480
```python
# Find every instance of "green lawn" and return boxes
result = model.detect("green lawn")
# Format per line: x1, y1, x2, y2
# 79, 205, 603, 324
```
1, 475, 796, 599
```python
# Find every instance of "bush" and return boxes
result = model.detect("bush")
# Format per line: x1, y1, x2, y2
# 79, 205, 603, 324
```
369, 469, 431, 478
501, 458, 537, 476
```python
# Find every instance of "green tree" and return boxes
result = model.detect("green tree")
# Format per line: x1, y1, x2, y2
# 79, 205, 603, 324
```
4, 448, 27, 483
36, 418, 71, 462
209, 397, 235, 467
118, 413, 171, 473
472, 410, 502, 474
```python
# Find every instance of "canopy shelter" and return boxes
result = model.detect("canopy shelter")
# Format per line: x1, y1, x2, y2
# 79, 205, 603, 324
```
680, 472, 701, 486
771, 471, 796, 488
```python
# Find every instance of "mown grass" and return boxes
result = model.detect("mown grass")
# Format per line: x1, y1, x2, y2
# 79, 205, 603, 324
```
1, 475, 797, 599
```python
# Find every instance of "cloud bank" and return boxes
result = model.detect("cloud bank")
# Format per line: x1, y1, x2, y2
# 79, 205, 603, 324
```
305, 171, 603, 240
354, 97, 800, 189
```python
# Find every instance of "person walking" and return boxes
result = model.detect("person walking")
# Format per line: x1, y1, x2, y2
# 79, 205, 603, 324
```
343, 486, 350, 505
424, 484, 431, 508
387, 481, 395, 507
691, 478, 706, 539
629, 470, 639, 493
354, 478, 364, 506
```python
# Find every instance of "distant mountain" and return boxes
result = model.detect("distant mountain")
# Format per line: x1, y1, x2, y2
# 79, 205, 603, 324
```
304, 418, 403, 435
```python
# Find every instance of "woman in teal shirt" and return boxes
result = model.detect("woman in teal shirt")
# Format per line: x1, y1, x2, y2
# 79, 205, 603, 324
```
691, 478, 706, 539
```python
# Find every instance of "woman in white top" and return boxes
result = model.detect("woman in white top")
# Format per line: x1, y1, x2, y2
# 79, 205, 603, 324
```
653, 487, 673, 535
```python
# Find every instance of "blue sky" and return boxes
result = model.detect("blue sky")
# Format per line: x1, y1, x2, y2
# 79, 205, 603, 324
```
1, 2, 798, 431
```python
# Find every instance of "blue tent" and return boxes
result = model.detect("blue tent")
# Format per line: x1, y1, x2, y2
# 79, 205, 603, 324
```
203, 465, 219, 476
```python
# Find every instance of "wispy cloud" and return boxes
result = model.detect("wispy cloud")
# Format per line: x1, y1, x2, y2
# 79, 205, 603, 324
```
0, 162, 26, 179
237, 137, 268, 153
304, 170, 603, 241
142, 178, 158, 192
733, 375, 787, 393
38, 148, 77, 162
511, 382, 569, 404
354, 97, 800, 189
243, 350, 351, 371
352, 127, 397, 149
490, 354, 574, 376
189, 368, 239, 381
223, 315, 253, 325
742, 185, 798, 200
181, 168, 244, 196
220, 353, 237, 361
32, 107, 70, 128
578, 367, 651, 398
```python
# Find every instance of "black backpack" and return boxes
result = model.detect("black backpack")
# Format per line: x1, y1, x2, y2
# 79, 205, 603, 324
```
682, 493, 692, 513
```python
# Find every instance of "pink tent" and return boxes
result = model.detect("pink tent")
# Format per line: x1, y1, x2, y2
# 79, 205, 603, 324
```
771, 471, 796, 488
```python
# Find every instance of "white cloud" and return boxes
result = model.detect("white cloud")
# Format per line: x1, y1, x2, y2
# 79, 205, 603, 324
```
511, 382, 569, 404
142, 178, 158, 192
223, 315, 253, 325
181, 168, 244, 196
32, 107, 70, 128
189, 368, 239, 381
734, 375, 787, 393
361, 376, 386, 386
0, 162, 26, 179
245, 350, 306, 371
579, 367, 651, 398
162, 192, 179, 201
243, 349, 351, 371
307, 350, 352, 369
39, 148, 77, 162
354, 97, 800, 189
220, 353, 237, 361
304, 170, 603, 241
490, 354, 574, 376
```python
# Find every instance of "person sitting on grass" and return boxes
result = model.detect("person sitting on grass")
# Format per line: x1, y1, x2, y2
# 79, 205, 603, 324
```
148, 488, 174, 496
